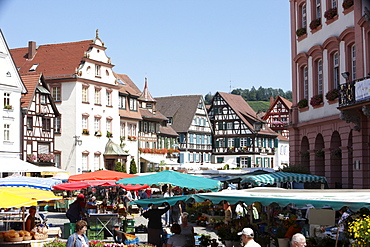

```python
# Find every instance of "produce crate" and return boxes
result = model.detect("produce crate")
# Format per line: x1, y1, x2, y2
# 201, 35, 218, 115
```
63, 223, 75, 239
126, 227, 135, 233
87, 230, 104, 240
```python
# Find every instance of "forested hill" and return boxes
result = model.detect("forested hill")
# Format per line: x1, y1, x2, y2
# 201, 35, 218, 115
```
204, 87, 292, 112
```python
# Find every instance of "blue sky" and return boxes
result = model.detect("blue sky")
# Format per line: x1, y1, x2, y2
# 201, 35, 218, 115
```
0, 0, 292, 98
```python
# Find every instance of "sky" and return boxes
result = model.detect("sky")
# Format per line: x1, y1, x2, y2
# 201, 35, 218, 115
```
0, 0, 292, 98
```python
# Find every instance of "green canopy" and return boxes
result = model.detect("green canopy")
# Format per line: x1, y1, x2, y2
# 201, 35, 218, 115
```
240, 172, 327, 186
116, 170, 221, 191
132, 188, 370, 211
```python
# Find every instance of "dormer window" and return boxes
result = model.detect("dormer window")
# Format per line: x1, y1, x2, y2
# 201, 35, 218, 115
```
29, 64, 39, 72
147, 103, 152, 109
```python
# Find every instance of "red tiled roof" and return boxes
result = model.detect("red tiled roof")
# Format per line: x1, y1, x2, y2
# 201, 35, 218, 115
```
139, 109, 168, 121
20, 73, 40, 108
159, 125, 179, 137
115, 73, 141, 97
10, 40, 93, 78
262, 96, 292, 121
218, 92, 277, 136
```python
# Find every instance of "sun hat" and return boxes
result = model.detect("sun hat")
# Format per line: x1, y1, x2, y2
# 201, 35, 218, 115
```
238, 228, 254, 237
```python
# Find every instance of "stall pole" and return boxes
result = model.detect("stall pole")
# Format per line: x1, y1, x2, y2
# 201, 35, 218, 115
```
22, 207, 25, 230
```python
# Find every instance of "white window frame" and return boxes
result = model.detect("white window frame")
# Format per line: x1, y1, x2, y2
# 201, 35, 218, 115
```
120, 123, 125, 137
303, 66, 308, 99
94, 118, 100, 132
302, 4, 307, 28
119, 95, 126, 109
82, 116, 88, 130
106, 119, 112, 132
95, 88, 101, 105
106, 91, 112, 106
228, 138, 234, 147
82, 87, 88, 102
82, 154, 88, 171
4, 124, 10, 141
241, 157, 249, 168
94, 154, 100, 171
55, 154, 61, 168
4, 93, 10, 106
331, 0, 337, 8
316, 0, 321, 19
333, 52, 339, 89
55, 116, 61, 133
129, 98, 137, 111
318, 59, 323, 94
52, 86, 61, 101
351, 45, 356, 80
95, 65, 101, 77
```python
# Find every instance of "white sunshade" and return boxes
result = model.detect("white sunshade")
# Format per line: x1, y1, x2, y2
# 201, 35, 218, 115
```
0, 157, 44, 172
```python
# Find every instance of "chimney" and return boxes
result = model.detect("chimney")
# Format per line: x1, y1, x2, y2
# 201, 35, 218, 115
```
28, 41, 36, 59
270, 96, 274, 106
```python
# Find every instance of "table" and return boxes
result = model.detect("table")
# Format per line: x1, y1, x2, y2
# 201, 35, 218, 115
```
0, 238, 54, 247
87, 213, 119, 239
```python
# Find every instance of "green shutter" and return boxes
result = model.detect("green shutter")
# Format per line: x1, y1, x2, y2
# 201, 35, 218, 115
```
236, 157, 240, 168
274, 139, 279, 148
225, 138, 228, 147
235, 138, 240, 148
218, 122, 223, 130
247, 137, 251, 147
247, 157, 251, 167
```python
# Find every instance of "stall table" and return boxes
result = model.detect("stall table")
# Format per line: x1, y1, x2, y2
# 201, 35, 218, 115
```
87, 213, 119, 239
0, 238, 54, 247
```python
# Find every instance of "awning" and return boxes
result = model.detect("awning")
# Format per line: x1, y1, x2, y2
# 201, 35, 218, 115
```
68, 170, 138, 182
0, 158, 44, 172
104, 139, 129, 156
53, 180, 118, 191
240, 172, 327, 186
0, 176, 62, 191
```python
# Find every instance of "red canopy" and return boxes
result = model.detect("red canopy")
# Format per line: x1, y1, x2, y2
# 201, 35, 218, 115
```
68, 170, 138, 182
53, 180, 117, 191
120, 184, 149, 191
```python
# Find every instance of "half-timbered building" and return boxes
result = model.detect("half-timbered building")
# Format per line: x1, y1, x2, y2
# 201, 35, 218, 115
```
20, 73, 60, 167
262, 96, 292, 138
208, 92, 278, 169
156, 95, 212, 167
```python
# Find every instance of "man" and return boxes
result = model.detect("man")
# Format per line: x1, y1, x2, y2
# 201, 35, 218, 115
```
66, 194, 86, 223
142, 203, 170, 247
291, 233, 307, 247
237, 228, 261, 247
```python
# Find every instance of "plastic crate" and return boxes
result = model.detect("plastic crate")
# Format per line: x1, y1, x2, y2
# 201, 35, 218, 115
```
126, 227, 135, 233
87, 230, 104, 240
63, 223, 75, 239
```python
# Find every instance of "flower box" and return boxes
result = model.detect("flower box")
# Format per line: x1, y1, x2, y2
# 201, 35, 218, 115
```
309, 18, 321, 30
4, 105, 12, 110
296, 27, 306, 37
324, 8, 337, 20
38, 153, 55, 162
297, 98, 308, 109
106, 131, 113, 138
342, 0, 353, 10
95, 130, 102, 136
325, 88, 340, 101
82, 129, 89, 135
310, 94, 323, 107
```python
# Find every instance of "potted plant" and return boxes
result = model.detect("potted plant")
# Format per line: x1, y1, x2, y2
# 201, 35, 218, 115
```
95, 130, 102, 136
297, 98, 308, 109
316, 149, 325, 158
26, 154, 37, 163
310, 94, 323, 107
309, 18, 321, 30
342, 0, 354, 10
300, 150, 310, 159
331, 148, 342, 158
324, 7, 337, 20
326, 88, 340, 101
82, 129, 89, 135
296, 27, 307, 37
106, 131, 113, 138
38, 153, 55, 163
4, 105, 12, 110
348, 215, 370, 245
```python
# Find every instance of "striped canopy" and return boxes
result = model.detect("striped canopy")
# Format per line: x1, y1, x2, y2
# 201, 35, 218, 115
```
240, 172, 327, 186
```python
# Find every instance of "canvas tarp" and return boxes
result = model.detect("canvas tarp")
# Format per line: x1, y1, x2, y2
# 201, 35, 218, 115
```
68, 170, 138, 182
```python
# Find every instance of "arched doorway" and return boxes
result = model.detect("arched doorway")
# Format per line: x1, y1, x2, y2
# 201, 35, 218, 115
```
330, 131, 342, 188
300, 136, 310, 171
314, 134, 325, 177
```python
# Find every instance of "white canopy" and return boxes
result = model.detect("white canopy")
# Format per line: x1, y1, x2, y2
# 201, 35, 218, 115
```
0, 157, 44, 172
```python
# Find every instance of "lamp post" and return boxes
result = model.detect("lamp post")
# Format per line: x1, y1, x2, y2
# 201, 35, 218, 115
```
73, 135, 82, 146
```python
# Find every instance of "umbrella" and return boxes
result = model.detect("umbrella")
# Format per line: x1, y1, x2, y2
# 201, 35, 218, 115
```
0, 157, 44, 173
240, 172, 327, 186
68, 170, 138, 182
116, 170, 221, 191
0, 176, 62, 191
0, 187, 62, 208
53, 180, 117, 191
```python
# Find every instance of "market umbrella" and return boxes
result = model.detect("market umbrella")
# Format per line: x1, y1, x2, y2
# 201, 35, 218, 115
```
0, 187, 62, 208
68, 170, 138, 182
240, 172, 327, 186
116, 170, 221, 191
53, 180, 118, 191
0, 176, 62, 191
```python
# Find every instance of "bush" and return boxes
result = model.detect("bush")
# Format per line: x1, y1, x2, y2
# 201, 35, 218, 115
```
325, 88, 340, 101
309, 18, 321, 30
324, 8, 337, 20
342, 0, 353, 10
130, 159, 137, 174
310, 94, 323, 107
296, 27, 307, 37
297, 98, 308, 108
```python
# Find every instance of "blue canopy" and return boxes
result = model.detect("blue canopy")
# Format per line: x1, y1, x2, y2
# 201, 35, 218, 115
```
0, 176, 62, 190
116, 170, 221, 191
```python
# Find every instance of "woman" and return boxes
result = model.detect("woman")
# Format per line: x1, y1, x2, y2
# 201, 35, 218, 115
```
180, 212, 195, 247
66, 220, 89, 247
167, 223, 186, 247
25, 206, 37, 231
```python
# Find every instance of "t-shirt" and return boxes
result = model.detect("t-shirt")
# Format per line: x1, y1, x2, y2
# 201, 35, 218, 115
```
167, 234, 186, 247
243, 239, 261, 247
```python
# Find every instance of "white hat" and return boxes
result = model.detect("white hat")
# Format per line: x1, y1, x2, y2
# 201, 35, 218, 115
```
238, 228, 254, 237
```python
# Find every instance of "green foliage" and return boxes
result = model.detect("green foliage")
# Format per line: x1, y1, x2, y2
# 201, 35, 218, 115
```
204, 92, 214, 105
231, 86, 292, 101
130, 159, 137, 174
247, 101, 270, 112
43, 239, 66, 247
115, 162, 126, 173
279, 164, 310, 174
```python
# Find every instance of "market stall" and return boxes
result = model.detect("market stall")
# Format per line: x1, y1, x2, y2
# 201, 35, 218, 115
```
68, 170, 138, 182
0, 176, 62, 191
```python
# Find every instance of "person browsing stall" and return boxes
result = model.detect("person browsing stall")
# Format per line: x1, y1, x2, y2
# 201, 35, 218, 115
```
66, 220, 89, 247
291, 233, 307, 247
167, 223, 186, 247
142, 203, 170, 247
66, 194, 87, 223
238, 228, 261, 247
25, 206, 37, 231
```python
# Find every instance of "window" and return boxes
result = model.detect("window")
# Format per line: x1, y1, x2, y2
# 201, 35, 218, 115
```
106, 91, 112, 106
351, 45, 356, 80
302, 4, 307, 28
331, 0, 337, 8
82, 154, 88, 171
94, 118, 100, 132
333, 52, 339, 88
227, 122, 233, 129
4, 124, 10, 141
51, 86, 61, 101
82, 87, 88, 102
198, 102, 203, 109
42, 118, 51, 131
29, 64, 39, 71
217, 157, 224, 163
303, 66, 308, 99
119, 95, 126, 109
94, 88, 101, 105
95, 65, 101, 77
40, 94, 47, 104
94, 155, 100, 171
27, 117, 33, 130
120, 123, 125, 137
106, 119, 112, 132
82, 116, 88, 130
146, 103, 152, 109
241, 157, 251, 168
129, 98, 137, 111
317, 59, 323, 94
55, 116, 61, 133
54, 154, 61, 168
4, 93, 10, 106
316, 0, 321, 19
228, 138, 234, 147
240, 138, 248, 147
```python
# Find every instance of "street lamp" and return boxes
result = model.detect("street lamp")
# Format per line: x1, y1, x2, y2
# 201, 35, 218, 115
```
73, 136, 82, 146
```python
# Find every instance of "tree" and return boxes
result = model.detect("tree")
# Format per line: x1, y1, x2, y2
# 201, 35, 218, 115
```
115, 162, 126, 173
130, 159, 137, 174
204, 92, 214, 105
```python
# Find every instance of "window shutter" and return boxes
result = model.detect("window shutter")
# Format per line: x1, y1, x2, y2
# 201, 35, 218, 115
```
225, 138, 228, 147
180, 134, 184, 143
236, 157, 240, 168
180, 153, 184, 163
216, 140, 220, 147
247, 157, 251, 167
218, 122, 223, 130
235, 137, 240, 148
247, 137, 251, 147
274, 139, 279, 148
269, 139, 273, 147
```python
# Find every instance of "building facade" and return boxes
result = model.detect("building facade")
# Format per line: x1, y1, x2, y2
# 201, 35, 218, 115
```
289, 0, 370, 188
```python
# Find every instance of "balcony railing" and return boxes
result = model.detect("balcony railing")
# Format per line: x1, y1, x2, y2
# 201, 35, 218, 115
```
339, 76, 370, 108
